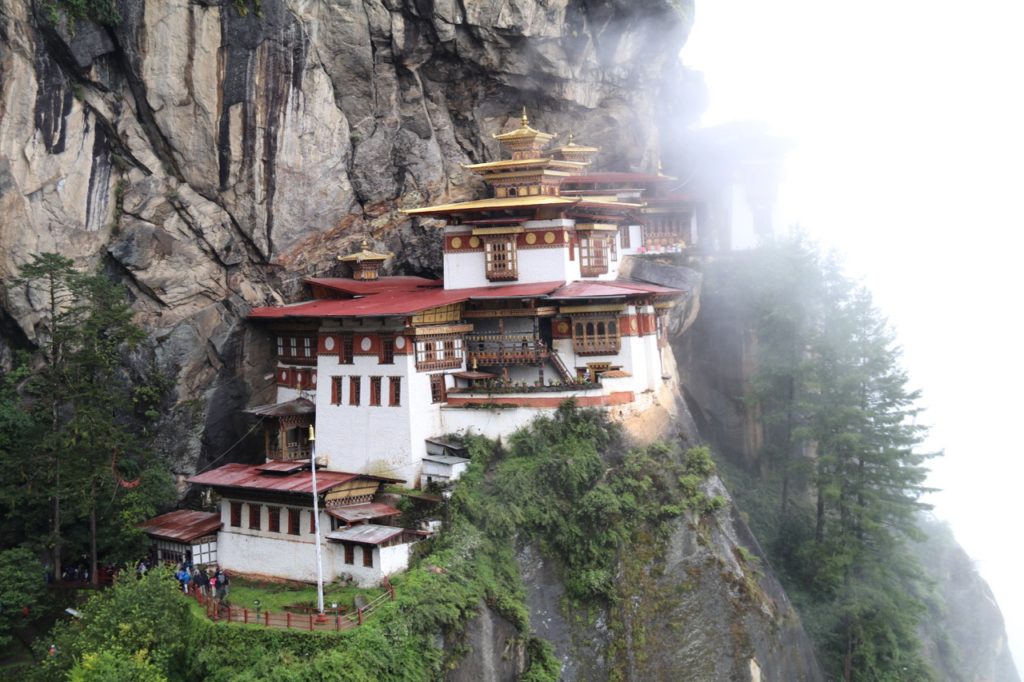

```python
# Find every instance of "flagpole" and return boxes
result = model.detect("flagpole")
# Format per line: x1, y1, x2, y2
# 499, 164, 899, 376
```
309, 425, 325, 618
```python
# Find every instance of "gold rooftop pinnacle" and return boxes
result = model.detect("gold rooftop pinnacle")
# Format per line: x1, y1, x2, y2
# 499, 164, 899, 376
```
521, 107, 529, 127
338, 237, 392, 280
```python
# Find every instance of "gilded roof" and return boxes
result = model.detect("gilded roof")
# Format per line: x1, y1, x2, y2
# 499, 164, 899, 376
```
338, 239, 392, 262
402, 195, 579, 216
492, 109, 555, 143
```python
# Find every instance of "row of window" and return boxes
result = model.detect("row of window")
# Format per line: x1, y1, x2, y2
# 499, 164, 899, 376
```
330, 376, 402, 406
228, 502, 377, 567
479, 232, 619, 281
277, 334, 397, 365
230, 501, 312, 536
328, 374, 447, 406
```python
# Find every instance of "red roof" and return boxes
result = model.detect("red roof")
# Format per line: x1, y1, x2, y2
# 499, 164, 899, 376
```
141, 509, 222, 543
187, 462, 362, 495
250, 281, 564, 320
254, 460, 309, 473
562, 172, 675, 185
549, 280, 682, 299
306, 277, 441, 297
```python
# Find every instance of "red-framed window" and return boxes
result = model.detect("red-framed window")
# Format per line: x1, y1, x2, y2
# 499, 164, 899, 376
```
389, 377, 401, 406
340, 335, 354, 365
369, 377, 382, 406
349, 376, 361, 406
331, 376, 343, 405
248, 503, 261, 530
288, 508, 300, 535
379, 336, 394, 364
230, 502, 241, 528
268, 506, 280, 533
363, 546, 374, 567
344, 544, 354, 565
430, 374, 446, 404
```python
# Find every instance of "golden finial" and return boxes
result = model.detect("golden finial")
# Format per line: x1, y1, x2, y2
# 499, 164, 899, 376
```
521, 107, 529, 127
472, 357, 478, 370
361, 238, 369, 251
567, 130, 575, 144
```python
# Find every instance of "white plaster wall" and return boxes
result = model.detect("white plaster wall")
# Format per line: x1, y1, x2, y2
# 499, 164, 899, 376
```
218, 531, 328, 582
406, 366, 448, 485
444, 246, 572, 289
326, 543, 410, 587
315, 350, 418, 482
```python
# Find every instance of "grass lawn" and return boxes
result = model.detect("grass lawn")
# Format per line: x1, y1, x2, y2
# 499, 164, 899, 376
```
219, 577, 386, 614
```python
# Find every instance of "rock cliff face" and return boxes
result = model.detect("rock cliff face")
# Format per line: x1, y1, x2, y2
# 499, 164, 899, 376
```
0, 0, 703, 473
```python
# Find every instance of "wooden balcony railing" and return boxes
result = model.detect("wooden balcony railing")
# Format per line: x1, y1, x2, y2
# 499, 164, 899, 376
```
572, 338, 621, 356
465, 334, 549, 366
267, 443, 312, 461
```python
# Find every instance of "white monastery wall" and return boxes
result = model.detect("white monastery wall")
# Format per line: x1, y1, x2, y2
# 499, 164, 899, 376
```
219, 530, 327, 582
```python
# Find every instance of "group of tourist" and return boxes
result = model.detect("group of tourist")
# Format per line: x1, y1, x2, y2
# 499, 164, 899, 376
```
175, 563, 230, 602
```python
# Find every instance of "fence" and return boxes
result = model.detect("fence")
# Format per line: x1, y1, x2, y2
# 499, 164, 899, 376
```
189, 578, 395, 632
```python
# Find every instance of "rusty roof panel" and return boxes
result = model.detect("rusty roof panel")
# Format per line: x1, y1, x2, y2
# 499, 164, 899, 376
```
305, 277, 441, 297
140, 509, 222, 543
186, 462, 359, 495
245, 398, 315, 418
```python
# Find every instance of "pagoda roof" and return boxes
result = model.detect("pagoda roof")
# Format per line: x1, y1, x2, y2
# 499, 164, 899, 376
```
140, 509, 222, 543
338, 240, 391, 263
403, 195, 579, 216
492, 110, 555, 144
462, 158, 585, 172
250, 281, 565, 319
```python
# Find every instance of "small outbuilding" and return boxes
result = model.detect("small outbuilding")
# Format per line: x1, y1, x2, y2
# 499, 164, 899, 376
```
140, 509, 222, 566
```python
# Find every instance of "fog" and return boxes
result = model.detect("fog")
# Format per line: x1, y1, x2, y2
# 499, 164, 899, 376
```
684, 0, 1024, 669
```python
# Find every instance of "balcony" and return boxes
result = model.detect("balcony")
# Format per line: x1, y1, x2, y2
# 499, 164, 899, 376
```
465, 333, 549, 366
267, 442, 312, 461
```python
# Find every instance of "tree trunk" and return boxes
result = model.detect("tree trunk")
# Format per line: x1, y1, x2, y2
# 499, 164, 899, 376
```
814, 479, 825, 543
843, 626, 855, 681
89, 494, 98, 586
53, 460, 61, 580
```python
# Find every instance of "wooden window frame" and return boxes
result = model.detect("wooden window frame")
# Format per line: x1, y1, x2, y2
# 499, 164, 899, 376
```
363, 546, 374, 568
288, 508, 300, 535
571, 316, 621, 355
430, 374, 447, 404
310, 509, 317, 534
578, 234, 609, 276
349, 376, 361, 406
276, 334, 318, 365
340, 335, 354, 365
248, 503, 261, 530
389, 376, 401, 407
484, 236, 518, 281
331, 376, 343, 405
378, 336, 394, 364
268, 506, 281, 533
230, 501, 241, 528
415, 336, 463, 371
369, 376, 382, 406
344, 544, 354, 565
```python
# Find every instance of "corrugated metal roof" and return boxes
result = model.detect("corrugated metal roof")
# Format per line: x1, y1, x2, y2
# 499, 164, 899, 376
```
244, 398, 315, 417
186, 462, 360, 495
326, 503, 401, 524
250, 282, 564, 319
140, 509, 221, 543
326, 524, 405, 545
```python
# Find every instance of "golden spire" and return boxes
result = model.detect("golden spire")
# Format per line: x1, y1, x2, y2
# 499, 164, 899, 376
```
521, 107, 529, 127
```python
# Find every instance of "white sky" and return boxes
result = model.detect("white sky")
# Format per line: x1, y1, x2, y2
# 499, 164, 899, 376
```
683, 0, 1024, 670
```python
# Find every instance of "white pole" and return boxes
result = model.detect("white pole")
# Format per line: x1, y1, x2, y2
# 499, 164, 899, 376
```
309, 425, 325, 616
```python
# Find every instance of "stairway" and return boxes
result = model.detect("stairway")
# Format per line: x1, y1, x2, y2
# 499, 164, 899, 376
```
548, 349, 574, 383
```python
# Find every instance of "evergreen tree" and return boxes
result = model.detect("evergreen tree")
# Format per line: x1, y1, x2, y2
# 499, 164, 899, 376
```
5, 254, 173, 582
726, 238, 937, 680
